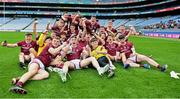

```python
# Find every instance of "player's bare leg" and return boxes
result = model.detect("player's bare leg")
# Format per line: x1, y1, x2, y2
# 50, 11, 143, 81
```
48, 55, 64, 72
24, 55, 31, 62
58, 61, 74, 82
136, 53, 159, 67
18, 63, 39, 84
80, 57, 109, 75
136, 53, 167, 71
121, 53, 127, 64
31, 69, 49, 80
19, 53, 26, 69
125, 59, 140, 67
107, 54, 114, 60
29, 48, 37, 57
19, 53, 25, 63
81, 50, 89, 59
29, 53, 35, 62
9, 63, 39, 94
121, 53, 129, 68
50, 55, 62, 66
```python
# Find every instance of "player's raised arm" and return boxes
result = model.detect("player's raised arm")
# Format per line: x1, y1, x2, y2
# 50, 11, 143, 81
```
33, 19, 39, 40
93, 33, 105, 45
125, 29, 132, 40
37, 29, 48, 47
48, 42, 66, 56
106, 28, 116, 37
131, 46, 136, 55
46, 22, 50, 31
85, 45, 91, 56
1, 41, 18, 47
81, 19, 87, 37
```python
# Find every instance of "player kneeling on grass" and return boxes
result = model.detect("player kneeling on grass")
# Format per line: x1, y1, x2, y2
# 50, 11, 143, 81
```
87, 38, 115, 78
117, 34, 167, 72
9, 37, 66, 94
57, 36, 109, 82
1, 33, 37, 69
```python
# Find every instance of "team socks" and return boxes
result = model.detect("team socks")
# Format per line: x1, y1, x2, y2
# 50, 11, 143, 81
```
16, 81, 24, 88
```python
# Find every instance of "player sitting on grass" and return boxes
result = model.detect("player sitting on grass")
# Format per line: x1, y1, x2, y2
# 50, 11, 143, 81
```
116, 34, 168, 72
57, 36, 109, 82
1, 33, 37, 69
87, 37, 115, 78
105, 35, 121, 62
9, 37, 66, 94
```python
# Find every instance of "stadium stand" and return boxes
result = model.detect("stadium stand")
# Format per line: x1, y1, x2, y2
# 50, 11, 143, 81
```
0, 0, 145, 4
0, 0, 179, 38
0, 18, 32, 31
22, 18, 56, 32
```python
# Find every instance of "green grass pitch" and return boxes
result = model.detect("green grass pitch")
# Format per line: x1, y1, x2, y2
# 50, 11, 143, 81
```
0, 31, 180, 98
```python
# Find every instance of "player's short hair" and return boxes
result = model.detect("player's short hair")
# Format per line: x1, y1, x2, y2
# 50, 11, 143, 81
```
54, 36, 60, 40
90, 37, 98, 43
107, 34, 113, 38
25, 33, 32, 36
63, 11, 68, 15
70, 35, 77, 41
60, 32, 67, 35
70, 23, 76, 27
108, 19, 114, 22
118, 34, 126, 40
34, 18, 37, 21
45, 36, 52, 41
91, 16, 96, 18
100, 26, 105, 28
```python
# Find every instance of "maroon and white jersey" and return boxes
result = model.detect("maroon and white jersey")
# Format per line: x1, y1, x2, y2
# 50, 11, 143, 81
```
61, 15, 72, 23
67, 30, 79, 38
37, 45, 55, 67
62, 16, 74, 30
120, 31, 129, 36
91, 22, 100, 33
70, 17, 80, 30
84, 20, 92, 33
105, 42, 118, 56
51, 26, 68, 36
17, 41, 37, 55
117, 42, 133, 58
66, 45, 83, 61
105, 28, 117, 33
78, 40, 88, 48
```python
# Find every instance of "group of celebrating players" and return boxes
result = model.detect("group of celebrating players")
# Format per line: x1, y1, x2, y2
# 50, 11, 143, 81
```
1, 13, 168, 94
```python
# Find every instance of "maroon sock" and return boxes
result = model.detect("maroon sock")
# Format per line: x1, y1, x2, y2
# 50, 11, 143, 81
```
16, 81, 24, 87
56, 63, 64, 69
157, 65, 161, 69
140, 64, 144, 67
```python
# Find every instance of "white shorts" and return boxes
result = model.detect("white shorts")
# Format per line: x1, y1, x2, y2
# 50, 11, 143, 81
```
70, 59, 81, 69
29, 58, 45, 70
127, 55, 137, 63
